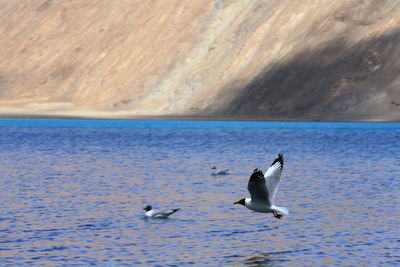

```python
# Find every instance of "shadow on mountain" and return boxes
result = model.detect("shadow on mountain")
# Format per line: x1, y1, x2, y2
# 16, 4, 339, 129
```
213, 29, 400, 121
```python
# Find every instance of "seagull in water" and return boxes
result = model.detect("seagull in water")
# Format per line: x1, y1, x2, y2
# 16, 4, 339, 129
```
143, 205, 180, 219
234, 154, 289, 219
211, 169, 230, 176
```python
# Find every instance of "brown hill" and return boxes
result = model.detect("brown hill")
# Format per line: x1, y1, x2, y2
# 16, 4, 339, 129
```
0, 0, 399, 121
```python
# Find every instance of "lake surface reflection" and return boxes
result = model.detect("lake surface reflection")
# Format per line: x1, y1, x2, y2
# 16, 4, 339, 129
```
0, 120, 399, 265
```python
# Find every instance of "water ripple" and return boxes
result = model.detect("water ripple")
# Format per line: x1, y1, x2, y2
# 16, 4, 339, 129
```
0, 120, 399, 265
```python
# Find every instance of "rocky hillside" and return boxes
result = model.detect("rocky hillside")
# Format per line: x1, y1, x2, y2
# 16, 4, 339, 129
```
0, 0, 399, 120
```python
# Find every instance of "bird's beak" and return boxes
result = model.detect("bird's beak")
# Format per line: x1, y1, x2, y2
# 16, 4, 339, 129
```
233, 201, 239, 205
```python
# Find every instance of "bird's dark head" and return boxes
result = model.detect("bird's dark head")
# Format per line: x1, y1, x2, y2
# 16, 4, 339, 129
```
143, 205, 152, 211
234, 198, 246, 206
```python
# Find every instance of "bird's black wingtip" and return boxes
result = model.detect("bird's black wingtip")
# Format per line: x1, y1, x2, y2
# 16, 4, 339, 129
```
270, 153, 284, 168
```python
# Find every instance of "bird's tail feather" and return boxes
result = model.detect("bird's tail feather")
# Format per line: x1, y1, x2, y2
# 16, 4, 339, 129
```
271, 206, 289, 215
170, 208, 180, 214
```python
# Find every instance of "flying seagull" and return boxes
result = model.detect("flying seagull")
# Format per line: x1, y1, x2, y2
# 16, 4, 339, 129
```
234, 154, 289, 219
143, 205, 180, 218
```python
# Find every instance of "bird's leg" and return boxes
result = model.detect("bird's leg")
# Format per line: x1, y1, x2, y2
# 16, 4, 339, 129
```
273, 211, 282, 219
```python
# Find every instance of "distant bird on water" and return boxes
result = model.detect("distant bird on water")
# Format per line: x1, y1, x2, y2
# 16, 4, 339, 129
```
211, 169, 230, 176
143, 205, 180, 218
234, 154, 289, 219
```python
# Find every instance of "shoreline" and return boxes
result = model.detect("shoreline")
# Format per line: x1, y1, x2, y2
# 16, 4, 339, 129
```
0, 112, 398, 123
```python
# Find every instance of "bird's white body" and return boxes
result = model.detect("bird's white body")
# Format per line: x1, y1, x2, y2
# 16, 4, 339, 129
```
244, 198, 289, 215
244, 197, 271, 213
145, 210, 157, 218
144, 207, 180, 218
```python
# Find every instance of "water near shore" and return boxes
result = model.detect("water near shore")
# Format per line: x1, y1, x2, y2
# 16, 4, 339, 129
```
1, 119, 399, 265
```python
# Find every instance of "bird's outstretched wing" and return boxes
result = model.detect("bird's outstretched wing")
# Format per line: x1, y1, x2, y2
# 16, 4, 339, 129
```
153, 208, 180, 218
247, 169, 271, 206
264, 154, 284, 204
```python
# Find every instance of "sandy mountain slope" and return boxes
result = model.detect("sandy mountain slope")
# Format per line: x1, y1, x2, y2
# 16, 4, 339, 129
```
0, 0, 399, 120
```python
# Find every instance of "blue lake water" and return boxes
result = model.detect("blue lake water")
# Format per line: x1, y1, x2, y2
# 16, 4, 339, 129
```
0, 119, 399, 266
